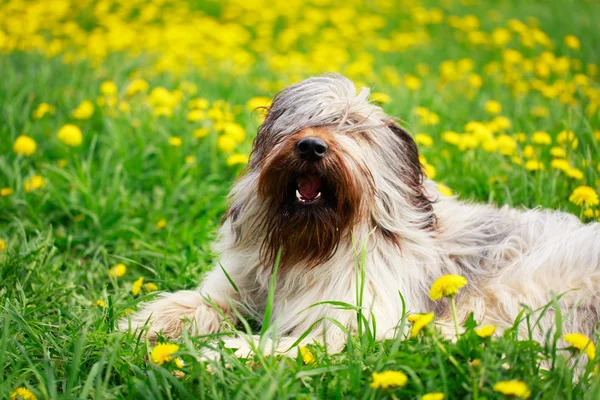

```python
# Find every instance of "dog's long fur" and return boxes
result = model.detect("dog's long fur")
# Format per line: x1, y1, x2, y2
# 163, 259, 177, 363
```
121, 74, 600, 355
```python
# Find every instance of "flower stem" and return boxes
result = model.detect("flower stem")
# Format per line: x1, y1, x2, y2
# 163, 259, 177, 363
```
450, 295, 460, 338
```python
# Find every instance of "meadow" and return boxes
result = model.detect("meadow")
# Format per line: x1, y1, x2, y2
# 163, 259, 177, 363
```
1, 0, 600, 398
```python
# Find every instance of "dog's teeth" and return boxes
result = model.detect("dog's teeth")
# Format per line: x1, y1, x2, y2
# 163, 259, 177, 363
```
296, 190, 320, 203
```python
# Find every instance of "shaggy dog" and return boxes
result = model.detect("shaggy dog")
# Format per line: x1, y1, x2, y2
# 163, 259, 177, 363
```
121, 74, 600, 355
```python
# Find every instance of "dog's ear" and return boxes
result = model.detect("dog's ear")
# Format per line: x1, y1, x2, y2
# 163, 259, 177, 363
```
387, 121, 436, 229
387, 122, 424, 187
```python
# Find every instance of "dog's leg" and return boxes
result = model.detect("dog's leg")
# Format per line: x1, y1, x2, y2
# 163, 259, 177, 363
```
119, 265, 240, 338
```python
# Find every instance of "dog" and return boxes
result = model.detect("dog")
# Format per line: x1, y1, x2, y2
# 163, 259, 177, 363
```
121, 73, 600, 356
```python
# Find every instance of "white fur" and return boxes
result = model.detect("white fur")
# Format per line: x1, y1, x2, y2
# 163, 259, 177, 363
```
120, 74, 600, 356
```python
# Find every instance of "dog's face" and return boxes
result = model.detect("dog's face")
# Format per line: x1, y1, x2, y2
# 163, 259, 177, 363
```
253, 125, 362, 267
235, 75, 434, 268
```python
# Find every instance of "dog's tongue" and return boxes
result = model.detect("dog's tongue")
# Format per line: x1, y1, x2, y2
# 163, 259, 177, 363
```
298, 175, 321, 199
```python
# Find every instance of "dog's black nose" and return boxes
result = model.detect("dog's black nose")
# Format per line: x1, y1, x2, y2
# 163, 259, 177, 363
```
297, 137, 328, 161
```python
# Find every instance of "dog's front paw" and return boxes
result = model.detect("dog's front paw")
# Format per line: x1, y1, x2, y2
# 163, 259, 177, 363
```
119, 290, 232, 338
195, 337, 255, 365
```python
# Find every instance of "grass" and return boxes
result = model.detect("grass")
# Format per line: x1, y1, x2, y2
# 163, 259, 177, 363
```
1, 0, 600, 398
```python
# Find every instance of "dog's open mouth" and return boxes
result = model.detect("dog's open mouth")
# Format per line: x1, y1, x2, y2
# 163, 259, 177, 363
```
296, 175, 322, 204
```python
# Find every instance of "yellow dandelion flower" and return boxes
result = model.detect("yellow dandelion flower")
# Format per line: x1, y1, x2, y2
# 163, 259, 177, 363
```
490, 116, 511, 131
442, 131, 461, 145
125, 79, 150, 97
100, 80, 118, 96
502, 49, 523, 64
92, 299, 105, 307
429, 275, 468, 300
118, 101, 130, 114
246, 96, 271, 112
557, 130, 578, 149
207, 107, 225, 121
149, 87, 178, 108
185, 155, 197, 164
174, 357, 185, 369
226, 154, 249, 166
492, 380, 531, 399
193, 128, 210, 138
569, 186, 599, 207
57, 124, 83, 147
423, 163, 436, 179
223, 123, 246, 143
475, 324, 496, 338
370, 370, 408, 389
485, 100, 502, 115
438, 184, 453, 197
57, 159, 68, 168
564, 35, 581, 50
109, 263, 127, 278
407, 312, 435, 337
468, 73, 483, 88
422, 393, 445, 400
32, 103, 55, 119
550, 147, 566, 158
13, 135, 37, 156
132, 277, 144, 296
218, 135, 236, 153
371, 92, 391, 104
496, 135, 517, 156
405, 74, 422, 91
72, 100, 94, 120
168, 136, 183, 147
10, 387, 37, 400
415, 133, 433, 147
299, 346, 316, 365
566, 168, 584, 180
144, 282, 158, 292
1, 187, 13, 197
564, 333, 596, 359
156, 219, 167, 229
0, 239, 6, 251
187, 109, 206, 122
531, 131, 551, 145
24, 175, 45, 192
513, 133, 527, 143
551, 159, 570, 171
151, 343, 180, 365
583, 209, 600, 219
524, 160, 545, 171
522, 146, 536, 159
512, 156, 522, 165
189, 98, 210, 110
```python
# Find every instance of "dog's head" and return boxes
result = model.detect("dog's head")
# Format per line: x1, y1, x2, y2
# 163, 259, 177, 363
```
231, 74, 434, 268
